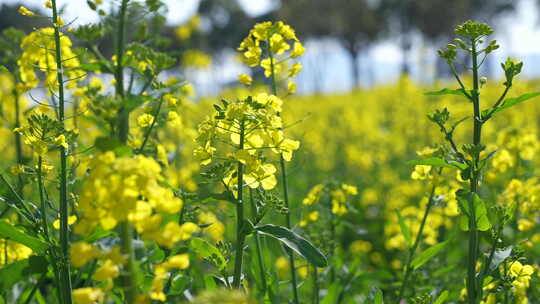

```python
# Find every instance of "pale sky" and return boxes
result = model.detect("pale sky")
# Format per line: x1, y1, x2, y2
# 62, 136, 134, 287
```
3, 0, 540, 93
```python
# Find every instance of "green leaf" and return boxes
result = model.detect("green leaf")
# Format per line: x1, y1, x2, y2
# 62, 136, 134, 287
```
434, 291, 449, 304
407, 157, 466, 170
321, 283, 341, 304
425, 88, 468, 97
78, 63, 103, 72
411, 241, 449, 270
0, 221, 48, 253
94, 137, 132, 157
493, 92, 540, 114
0, 65, 8, 73
456, 191, 491, 231
204, 274, 217, 290
125, 95, 151, 112
84, 226, 114, 242
374, 288, 384, 304
191, 238, 227, 270
395, 209, 412, 248
255, 224, 327, 267
0, 256, 48, 290
169, 274, 191, 295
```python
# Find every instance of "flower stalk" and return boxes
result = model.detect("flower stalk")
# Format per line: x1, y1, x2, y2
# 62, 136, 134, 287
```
232, 119, 246, 288
50, 0, 73, 301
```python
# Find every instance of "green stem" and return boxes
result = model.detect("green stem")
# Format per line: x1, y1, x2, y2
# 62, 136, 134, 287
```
137, 97, 164, 154
93, 0, 138, 301
312, 265, 319, 304
120, 222, 136, 303
116, 0, 129, 143
113, 1, 137, 302
13, 87, 24, 197
397, 172, 440, 302
478, 226, 501, 301
249, 188, 267, 296
467, 39, 482, 304
50, 0, 72, 301
232, 120, 246, 288
268, 39, 300, 304
37, 157, 50, 242
38, 157, 64, 304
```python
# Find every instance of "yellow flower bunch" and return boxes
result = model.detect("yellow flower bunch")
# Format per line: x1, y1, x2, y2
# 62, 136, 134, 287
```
330, 184, 358, 215
0, 237, 32, 265
479, 260, 535, 304
301, 182, 358, 218
75, 152, 190, 248
194, 93, 300, 192
18, 28, 84, 91
237, 21, 305, 88
149, 254, 190, 301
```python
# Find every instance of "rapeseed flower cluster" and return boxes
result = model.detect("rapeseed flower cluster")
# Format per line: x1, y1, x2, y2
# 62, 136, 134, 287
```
237, 21, 305, 93
195, 93, 299, 192
75, 152, 189, 243
18, 28, 84, 91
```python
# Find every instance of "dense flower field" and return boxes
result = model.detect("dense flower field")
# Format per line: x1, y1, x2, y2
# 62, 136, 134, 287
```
1, 1, 540, 303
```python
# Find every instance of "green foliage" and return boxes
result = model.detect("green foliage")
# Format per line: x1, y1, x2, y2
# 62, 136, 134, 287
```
0, 221, 48, 253
254, 224, 327, 267
411, 241, 449, 270
0, 256, 48, 290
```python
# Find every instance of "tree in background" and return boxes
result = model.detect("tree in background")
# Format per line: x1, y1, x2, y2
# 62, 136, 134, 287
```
386, 0, 514, 77
277, 0, 386, 88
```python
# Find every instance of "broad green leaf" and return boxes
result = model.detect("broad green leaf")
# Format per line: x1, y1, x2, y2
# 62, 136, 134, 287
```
0, 256, 48, 290
0, 65, 8, 73
255, 224, 327, 267
411, 241, 449, 270
191, 238, 227, 270
456, 191, 491, 231
0, 221, 48, 253
425, 88, 468, 97
434, 291, 449, 304
407, 157, 466, 170
395, 209, 412, 248
493, 92, 540, 114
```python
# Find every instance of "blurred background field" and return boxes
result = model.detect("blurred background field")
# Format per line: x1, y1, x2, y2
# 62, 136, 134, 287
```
2, 0, 540, 302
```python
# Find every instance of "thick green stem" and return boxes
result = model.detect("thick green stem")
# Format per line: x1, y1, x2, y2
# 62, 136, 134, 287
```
397, 174, 440, 302
50, 0, 72, 302
114, 1, 137, 302
312, 265, 319, 304
232, 120, 246, 288
268, 40, 300, 304
120, 222, 136, 303
249, 189, 267, 296
467, 39, 482, 304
